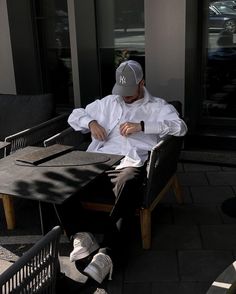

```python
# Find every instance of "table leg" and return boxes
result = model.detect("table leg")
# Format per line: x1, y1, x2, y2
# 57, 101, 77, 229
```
38, 202, 63, 235
1, 194, 15, 229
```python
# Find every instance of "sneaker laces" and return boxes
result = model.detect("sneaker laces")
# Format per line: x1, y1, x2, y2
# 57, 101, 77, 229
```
93, 288, 108, 294
70, 232, 100, 262
73, 232, 94, 248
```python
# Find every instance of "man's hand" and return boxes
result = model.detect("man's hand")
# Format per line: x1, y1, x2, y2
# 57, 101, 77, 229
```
89, 120, 107, 141
120, 122, 142, 136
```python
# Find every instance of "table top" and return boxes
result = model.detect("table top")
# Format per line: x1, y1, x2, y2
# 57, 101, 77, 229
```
0, 146, 123, 205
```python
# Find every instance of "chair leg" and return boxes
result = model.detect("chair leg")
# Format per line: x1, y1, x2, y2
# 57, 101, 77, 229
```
2, 194, 15, 229
140, 208, 151, 250
172, 174, 183, 204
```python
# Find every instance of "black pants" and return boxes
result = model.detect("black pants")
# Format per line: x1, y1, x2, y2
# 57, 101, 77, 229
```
88, 165, 146, 221
56, 165, 146, 251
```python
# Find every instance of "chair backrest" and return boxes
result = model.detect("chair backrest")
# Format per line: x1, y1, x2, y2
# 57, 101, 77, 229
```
143, 135, 183, 207
169, 100, 182, 117
142, 100, 184, 207
0, 94, 55, 141
0, 226, 61, 294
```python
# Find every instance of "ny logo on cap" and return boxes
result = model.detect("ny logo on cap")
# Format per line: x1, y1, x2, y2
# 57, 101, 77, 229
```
119, 75, 126, 84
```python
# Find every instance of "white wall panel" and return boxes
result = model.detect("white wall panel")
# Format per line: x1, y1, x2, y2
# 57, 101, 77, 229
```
145, 0, 185, 104
0, 0, 16, 94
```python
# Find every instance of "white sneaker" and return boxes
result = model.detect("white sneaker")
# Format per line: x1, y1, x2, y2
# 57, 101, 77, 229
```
70, 232, 99, 262
93, 288, 108, 294
84, 250, 113, 284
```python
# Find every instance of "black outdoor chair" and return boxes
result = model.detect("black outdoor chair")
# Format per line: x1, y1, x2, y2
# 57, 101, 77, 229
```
4, 112, 69, 155
0, 113, 70, 231
0, 226, 61, 294
43, 101, 185, 249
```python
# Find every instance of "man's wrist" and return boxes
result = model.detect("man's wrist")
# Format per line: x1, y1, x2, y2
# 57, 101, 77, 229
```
89, 120, 97, 129
140, 121, 145, 132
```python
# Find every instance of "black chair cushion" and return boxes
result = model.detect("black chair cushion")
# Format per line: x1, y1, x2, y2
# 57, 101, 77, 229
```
0, 93, 55, 140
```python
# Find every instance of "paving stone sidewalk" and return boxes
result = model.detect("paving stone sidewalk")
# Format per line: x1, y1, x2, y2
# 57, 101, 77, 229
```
1, 162, 236, 293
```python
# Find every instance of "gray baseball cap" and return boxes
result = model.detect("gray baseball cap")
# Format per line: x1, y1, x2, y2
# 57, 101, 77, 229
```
112, 60, 143, 96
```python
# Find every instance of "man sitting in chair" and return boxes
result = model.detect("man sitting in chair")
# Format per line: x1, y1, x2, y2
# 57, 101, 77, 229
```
67, 60, 187, 286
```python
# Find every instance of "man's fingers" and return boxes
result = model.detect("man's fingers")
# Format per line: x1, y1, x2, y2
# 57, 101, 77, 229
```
92, 126, 107, 141
97, 130, 106, 140
119, 123, 126, 135
120, 122, 139, 136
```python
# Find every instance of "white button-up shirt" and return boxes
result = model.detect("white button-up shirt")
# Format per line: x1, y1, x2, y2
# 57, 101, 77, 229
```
68, 88, 187, 169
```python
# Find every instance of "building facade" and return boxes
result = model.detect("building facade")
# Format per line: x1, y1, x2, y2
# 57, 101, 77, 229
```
1, 0, 236, 150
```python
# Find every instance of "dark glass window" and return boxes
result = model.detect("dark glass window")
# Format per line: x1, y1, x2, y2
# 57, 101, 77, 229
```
33, 0, 73, 108
203, 2, 236, 120
95, 0, 145, 96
